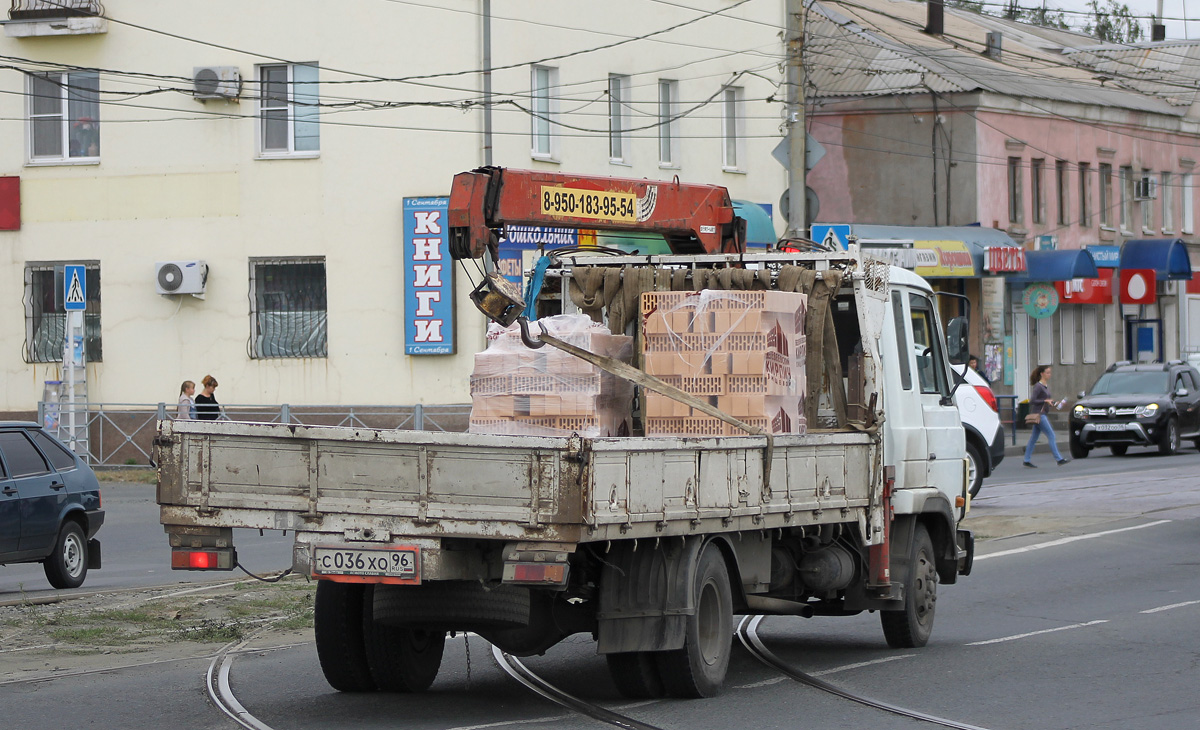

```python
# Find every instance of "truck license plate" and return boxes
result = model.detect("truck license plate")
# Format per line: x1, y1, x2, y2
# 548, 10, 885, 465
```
312, 546, 420, 584
1096, 423, 1129, 431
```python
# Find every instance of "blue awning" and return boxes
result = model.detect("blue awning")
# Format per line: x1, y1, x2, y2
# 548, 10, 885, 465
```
1006, 249, 1099, 284
1119, 238, 1193, 280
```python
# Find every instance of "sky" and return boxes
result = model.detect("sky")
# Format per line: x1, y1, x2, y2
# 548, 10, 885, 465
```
1021, 0, 1200, 40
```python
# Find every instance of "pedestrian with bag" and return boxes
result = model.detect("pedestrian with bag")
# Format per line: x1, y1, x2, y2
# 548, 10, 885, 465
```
1024, 364, 1068, 467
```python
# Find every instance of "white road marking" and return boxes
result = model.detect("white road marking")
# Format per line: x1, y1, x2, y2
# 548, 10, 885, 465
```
443, 714, 573, 730
966, 620, 1108, 646
1141, 600, 1200, 614
734, 676, 788, 689
811, 655, 915, 676
0, 643, 57, 654
974, 521, 1171, 561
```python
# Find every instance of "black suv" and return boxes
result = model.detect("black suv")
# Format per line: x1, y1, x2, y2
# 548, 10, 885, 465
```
0, 422, 104, 588
1069, 361, 1200, 458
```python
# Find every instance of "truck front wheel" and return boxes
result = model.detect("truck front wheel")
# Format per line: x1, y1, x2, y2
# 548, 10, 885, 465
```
654, 545, 733, 698
880, 523, 937, 648
314, 581, 376, 692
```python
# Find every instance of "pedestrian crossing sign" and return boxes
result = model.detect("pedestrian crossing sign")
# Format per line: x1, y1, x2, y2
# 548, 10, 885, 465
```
810, 224, 851, 250
64, 265, 87, 311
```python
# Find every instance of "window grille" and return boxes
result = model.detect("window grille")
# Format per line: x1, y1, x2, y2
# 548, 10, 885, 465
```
249, 258, 328, 358
23, 263, 102, 363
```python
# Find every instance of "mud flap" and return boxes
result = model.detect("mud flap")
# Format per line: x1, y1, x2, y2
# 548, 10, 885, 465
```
595, 536, 705, 655
87, 539, 102, 570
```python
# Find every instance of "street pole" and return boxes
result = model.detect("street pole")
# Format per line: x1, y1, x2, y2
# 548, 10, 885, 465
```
482, 0, 493, 167
785, 0, 807, 239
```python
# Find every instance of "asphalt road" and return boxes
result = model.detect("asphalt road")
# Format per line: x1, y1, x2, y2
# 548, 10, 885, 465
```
0, 481, 293, 601
5, 454, 1200, 729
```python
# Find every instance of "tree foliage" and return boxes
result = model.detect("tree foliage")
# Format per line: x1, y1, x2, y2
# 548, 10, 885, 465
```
1083, 0, 1145, 43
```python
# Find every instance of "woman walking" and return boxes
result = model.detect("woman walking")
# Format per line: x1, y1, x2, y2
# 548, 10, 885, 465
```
194, 375, 221, 421
176, 380, 195, 420
1024, 365, 1068, 467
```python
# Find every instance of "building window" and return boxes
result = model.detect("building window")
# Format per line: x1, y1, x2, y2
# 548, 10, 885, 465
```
1059, 306, 1076, 364
1031, 159, 1045, 224
1056, 160, 1069, 225
1082, 305, 1098, 364
23, 263, 102, 363
1120, 165, 1133, 231
608, 74, 630, 163
1079, 163, 1092, 226
1008, 157, 1024, 224
658, 79, 679, 167
259, 64, 320, 156
1184, 173, 1194, 234
531, 65, 558, 160
1162, 171, 1173, 231
27, 71, 100, 162
1142, 168, 1154, 231
249, 258, 328, 358
722, 86, 744, 171
1099, 163, 1112, 226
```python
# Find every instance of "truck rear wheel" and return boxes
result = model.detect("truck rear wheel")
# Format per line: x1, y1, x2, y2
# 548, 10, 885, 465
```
606, 652, 665, 699
654, 545, 733, 698
880, 523, 937, 648
362, 586, 445, 692
314, 581, 376, 692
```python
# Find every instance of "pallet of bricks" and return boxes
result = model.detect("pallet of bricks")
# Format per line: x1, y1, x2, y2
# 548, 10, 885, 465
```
468, 314, 634, 437
641, 290, 808, 436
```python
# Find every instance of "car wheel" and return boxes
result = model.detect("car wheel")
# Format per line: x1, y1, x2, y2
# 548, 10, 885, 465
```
965, 443, 983, 499
1157, 418, 1179, 456
1110, 444, 1128, 456
43, 521, 88, 589
1069, 437, 1090, 459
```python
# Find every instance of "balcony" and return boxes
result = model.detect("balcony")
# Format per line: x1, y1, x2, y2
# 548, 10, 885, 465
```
5, 1, 107, 36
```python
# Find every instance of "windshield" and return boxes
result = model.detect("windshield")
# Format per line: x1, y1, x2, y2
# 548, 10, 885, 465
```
1089, 371, 1169, 396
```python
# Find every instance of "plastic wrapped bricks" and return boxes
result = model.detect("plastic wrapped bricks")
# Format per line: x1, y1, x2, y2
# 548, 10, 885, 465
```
641, 290, 808, 436
468, 314, 634, 437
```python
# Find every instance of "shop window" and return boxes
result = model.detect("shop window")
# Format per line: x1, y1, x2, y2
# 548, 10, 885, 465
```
1059, 307, 1076, 364
1082, 305, 1098, 364
1037, 315, 1053, 365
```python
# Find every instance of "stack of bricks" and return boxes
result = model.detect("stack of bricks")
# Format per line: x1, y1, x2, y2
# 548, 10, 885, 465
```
641, 290, 807, 437
468, 315, 634, 437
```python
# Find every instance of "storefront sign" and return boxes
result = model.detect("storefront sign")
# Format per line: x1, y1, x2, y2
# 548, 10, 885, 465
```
1086, 245, 1121, 268
1119, 268, 1156, 305
1022, 282, 1059, 319
1055, 270, 1113, 304
913, 240, 976, 277
861, 245, 932, 269
1187, 272, 1200, 295
984, 247, 1027, 273
403, 197, 456, 355
497, 226, 578, 292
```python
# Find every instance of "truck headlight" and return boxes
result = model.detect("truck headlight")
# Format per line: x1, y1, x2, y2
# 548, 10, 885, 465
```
1135, 403, 1159, 418
1072, 405, 1087, 419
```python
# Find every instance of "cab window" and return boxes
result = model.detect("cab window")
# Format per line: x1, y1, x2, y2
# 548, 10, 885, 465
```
908, 293, 949, 397
0, 431, 51, 478
31, 430, 77, 472
891, 291, 912, 391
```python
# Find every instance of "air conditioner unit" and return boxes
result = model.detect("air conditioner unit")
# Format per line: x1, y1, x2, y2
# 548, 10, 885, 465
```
192, 67, 241, 100
155, 261, 208, 296
1134, 175, 1158, 200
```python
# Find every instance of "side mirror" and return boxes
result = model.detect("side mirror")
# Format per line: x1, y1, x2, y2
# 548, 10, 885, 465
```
1077, 391, 1086, 399
1176, 387, 1189, 398
945, 316, 969, 365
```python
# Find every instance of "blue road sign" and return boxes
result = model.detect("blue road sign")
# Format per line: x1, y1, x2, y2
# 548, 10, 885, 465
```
63, 265, 87, 311
810, 224, 851, 250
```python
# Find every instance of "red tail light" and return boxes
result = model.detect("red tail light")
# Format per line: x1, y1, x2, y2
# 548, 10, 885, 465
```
974, 385, 998, 413
171, 548, 235, 570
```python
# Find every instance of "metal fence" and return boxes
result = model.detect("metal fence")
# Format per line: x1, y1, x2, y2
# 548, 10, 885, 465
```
9, 0, 103, 19
36, 402, 471, 468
